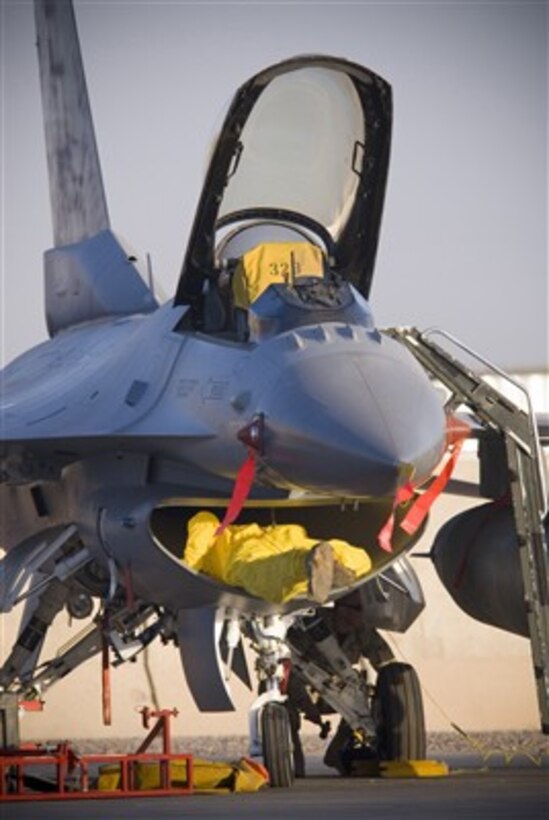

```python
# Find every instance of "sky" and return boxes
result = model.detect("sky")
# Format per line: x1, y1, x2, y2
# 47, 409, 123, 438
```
1, 0, 547, 371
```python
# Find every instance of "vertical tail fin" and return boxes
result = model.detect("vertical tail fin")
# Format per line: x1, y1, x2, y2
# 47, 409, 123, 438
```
35, 0, 109, 246
34, 1, 157, 335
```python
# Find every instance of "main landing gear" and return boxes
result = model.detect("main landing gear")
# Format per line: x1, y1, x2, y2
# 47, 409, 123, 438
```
374, 661, 426, 761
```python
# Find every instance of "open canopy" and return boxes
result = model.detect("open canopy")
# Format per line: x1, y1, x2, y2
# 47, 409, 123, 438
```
175, 55, 392, 310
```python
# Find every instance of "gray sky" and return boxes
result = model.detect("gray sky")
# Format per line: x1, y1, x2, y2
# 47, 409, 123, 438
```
1, 0, 547, 370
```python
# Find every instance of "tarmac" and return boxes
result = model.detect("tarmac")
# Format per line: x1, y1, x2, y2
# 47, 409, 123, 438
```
1, 754, 547, 820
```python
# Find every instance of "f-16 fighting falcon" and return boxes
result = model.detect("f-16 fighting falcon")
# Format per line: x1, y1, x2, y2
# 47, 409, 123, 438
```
1, 0, 547, 787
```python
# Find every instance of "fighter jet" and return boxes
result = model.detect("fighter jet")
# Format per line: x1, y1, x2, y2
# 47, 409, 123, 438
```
1, 0, 547, 786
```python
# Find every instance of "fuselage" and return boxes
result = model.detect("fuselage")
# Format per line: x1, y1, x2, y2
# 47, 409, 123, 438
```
1, 297, 446, 500
1, 293, 446, 615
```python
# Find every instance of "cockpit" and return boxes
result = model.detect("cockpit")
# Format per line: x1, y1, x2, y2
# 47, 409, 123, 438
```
174, 57, 392, 338
202, 225, 376, 342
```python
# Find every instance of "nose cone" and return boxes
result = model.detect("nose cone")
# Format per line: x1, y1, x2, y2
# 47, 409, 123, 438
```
261, 329, 446, 497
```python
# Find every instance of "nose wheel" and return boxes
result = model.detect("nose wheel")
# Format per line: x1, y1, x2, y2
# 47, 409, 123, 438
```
247, 614, 296, 787
261, 701, 295, 788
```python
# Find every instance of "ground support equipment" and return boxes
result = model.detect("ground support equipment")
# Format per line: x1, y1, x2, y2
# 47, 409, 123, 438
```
0, 706, 193, 801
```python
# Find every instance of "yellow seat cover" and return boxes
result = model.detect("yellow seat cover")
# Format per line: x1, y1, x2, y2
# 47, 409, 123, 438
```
232, 241, 325, 310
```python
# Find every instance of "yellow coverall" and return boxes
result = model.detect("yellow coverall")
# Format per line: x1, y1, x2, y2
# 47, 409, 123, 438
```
183, 511, 372, 604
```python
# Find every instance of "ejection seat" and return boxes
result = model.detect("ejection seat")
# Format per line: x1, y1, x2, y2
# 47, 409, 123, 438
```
230, 240, 327, 341
205, 220, 330, 339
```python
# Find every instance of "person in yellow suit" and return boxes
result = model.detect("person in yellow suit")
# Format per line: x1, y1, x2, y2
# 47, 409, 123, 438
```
183, 512, 373, 604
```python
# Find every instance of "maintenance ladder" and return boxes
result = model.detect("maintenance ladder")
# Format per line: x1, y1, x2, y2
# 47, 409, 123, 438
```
386, 327, 549, 734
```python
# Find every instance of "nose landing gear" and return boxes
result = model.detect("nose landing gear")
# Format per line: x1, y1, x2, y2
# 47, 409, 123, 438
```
248, 615, 295, 788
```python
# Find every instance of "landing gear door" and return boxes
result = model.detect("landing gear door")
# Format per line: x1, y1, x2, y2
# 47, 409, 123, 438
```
176, 607, 240, 712
358, 557, 425, 633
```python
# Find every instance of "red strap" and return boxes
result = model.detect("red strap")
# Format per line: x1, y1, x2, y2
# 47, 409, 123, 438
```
215, 449, 257, 536
399, 439, 464, 536
377, 481, 415, 553
446, 413, 472, 447
377, 414, 470, 553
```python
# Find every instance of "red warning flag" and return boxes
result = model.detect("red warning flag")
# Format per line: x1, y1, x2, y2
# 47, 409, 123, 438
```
377, 482, 415, 553
399, 439, 465, 536
377, 414, 470, 552
215, 450, 257, 536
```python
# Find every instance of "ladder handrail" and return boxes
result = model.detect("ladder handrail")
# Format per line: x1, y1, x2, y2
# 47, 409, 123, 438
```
423, 327, 546, 501
386, 325, 549, 734
423, 326, 537, 403
388, 326, 547, 512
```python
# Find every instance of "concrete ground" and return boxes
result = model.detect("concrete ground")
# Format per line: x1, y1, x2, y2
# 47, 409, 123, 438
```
1, 754, 548, 820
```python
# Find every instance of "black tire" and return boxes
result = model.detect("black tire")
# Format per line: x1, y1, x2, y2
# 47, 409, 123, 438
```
261, 702, 295, 788
374, 661, 426, 760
